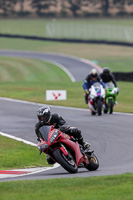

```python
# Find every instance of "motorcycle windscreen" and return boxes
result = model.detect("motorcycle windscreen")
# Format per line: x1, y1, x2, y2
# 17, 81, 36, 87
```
93, 82, 101, 87
106, 82, 114, 89
39, 126, 51, 142
93, 82, 101, 94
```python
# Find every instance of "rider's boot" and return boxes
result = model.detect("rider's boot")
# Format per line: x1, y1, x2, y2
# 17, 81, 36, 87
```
78, 137, 91, 151
84, 94, 88, 104
83, 142, 91, 150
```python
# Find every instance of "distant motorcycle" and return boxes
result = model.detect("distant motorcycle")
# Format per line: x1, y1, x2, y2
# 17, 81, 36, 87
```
104, 82, 119, 114
88, 82, 105, 116
37, 125, 99, 173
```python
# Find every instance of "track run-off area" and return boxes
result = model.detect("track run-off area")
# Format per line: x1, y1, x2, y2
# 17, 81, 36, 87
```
0, 50, 133, 182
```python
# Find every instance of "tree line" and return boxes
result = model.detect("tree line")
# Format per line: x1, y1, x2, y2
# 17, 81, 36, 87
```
0, 0, 133, 17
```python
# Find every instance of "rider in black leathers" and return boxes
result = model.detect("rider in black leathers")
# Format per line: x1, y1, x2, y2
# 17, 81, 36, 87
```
99, 67, 117, 87
35, 107, 90, 164
99, 67, 119, 110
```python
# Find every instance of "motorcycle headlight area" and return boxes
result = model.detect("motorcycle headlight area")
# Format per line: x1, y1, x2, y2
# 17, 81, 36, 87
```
50, 130, 59, 144
111, 88, 117, 94
38, 143, 49, 151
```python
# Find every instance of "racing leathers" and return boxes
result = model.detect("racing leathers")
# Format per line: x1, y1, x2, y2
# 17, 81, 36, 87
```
82, 74, 105, 104
99, 72, 119, 107
35, 113, 84, 145
35, 113, 86, 164
99, 73, 117, 87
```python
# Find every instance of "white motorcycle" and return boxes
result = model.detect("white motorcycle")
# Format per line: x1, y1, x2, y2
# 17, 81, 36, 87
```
88, 82, 105, 116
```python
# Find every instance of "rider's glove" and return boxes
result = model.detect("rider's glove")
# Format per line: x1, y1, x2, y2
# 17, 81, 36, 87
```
85, 89, 89, 95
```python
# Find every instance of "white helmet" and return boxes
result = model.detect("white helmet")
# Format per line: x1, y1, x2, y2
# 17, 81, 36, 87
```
90, 69, 98, 79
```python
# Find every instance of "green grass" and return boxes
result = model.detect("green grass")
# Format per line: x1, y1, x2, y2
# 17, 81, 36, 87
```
0, 18, 133, 41
0, 56, 133, 113
0, 56, 70, 82
0, 174, 133, 200
1, 19, 133, 35
0, 20, 133, 113
98, 58, 133, 72
0, 135, 49, 170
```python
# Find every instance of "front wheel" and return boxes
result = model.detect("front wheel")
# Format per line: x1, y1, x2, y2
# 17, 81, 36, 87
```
97, 99, 102, 116
53, 148, 78, 173
85, 153, 99, 171
91, 111, 96, 115
108, 99, 113, 114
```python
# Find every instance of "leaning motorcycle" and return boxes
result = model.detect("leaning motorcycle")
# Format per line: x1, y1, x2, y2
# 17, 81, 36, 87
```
104, 82, 118, 114
88, 82, 105, 116
37, 125, 99, 173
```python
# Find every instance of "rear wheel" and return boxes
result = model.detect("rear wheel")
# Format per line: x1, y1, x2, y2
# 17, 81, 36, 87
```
53, 148, 78, 173
108, 99, 113, 114
85, 153, 99, 171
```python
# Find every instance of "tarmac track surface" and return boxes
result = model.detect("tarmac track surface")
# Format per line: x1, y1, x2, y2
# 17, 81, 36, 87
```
0, 50, 133, 182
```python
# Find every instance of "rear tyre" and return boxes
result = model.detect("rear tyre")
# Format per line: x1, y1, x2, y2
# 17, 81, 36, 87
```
108, 99, 113, 114
85, 154, 99, 171
53, 148, 78, 173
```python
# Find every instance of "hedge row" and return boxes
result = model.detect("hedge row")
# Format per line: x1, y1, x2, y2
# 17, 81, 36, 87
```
113, 72, 133, 82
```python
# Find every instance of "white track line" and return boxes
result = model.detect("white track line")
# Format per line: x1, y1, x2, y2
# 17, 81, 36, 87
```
0, 130, 60, 179
0, 163, 60, 179
44, 60, 75, 82
0, 131, 36, 147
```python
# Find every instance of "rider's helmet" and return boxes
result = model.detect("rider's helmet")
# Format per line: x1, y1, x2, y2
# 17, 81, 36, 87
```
37, 107, 51, 124
103, 67, 110, 76
90, 68, 98, 80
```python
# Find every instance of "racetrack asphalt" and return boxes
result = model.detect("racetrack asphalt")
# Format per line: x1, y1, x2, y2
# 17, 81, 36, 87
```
0, 50, 133, 182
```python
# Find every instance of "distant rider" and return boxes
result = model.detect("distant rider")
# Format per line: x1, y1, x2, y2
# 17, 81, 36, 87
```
82, 68, 105, 104
99, 67, 119, 104
35, 107, 90, 164
99, 67, 118, 87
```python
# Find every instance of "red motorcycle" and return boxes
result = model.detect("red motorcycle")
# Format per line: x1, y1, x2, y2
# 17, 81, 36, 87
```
37, 125, 99, 173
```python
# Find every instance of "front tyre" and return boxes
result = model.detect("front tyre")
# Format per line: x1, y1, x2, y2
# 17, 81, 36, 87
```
53, 148, 78, 173
108, 99, 113, 114
97, 99, 102, 116
85, 153, 99, 171
92, 111, 96, 115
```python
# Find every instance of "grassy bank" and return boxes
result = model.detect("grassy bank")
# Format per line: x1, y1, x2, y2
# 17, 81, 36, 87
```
1, 19, 133, 35
0, 135, 48, 170
0, 37, 133, 72
0, 174, 133, 200
0, 56, 133, 113
0, 20, 133, 113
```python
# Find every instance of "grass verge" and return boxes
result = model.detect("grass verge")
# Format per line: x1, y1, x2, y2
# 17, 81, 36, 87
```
0, 135, 48, 170
0, 173, 133, 200
0, 18, 133, 41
